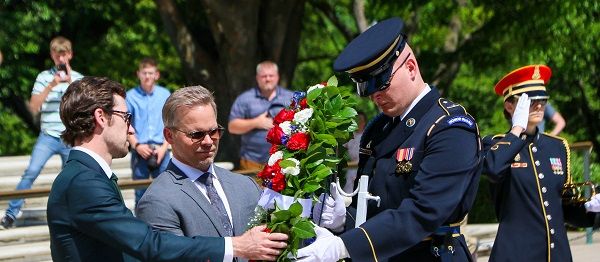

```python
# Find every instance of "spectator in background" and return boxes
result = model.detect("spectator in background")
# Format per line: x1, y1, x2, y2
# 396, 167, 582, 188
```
342, 111, 366, 193
126, 57, 171, 207
228, 61, 294, 170
538, 102, 566, 135
1, 36, 83, 229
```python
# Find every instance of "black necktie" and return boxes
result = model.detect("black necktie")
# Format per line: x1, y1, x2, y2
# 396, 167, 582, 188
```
198, 173, 233, 236
110, 173, 124, 202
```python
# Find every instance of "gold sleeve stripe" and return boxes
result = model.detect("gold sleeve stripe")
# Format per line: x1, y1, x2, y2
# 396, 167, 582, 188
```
359, 227, 379, 262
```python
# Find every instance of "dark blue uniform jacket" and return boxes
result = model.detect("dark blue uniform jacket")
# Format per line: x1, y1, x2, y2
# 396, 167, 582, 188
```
483, 131, 597, 262
340, 87, 482, 261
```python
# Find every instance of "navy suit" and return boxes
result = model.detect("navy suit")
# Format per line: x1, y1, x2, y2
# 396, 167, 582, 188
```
483, 132, 596, 262
340, 87, 482, 261
47, 150, 225, 261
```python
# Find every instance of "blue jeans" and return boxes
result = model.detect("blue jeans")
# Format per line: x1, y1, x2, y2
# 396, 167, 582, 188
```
131, 149, 171, 206
6, 132, 70, 219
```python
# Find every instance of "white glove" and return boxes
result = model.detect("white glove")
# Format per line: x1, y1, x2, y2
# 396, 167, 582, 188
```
584, 194, 600, 212
293, 226, 349, 262
312, 182, 346, 232
512, 93, 530, 130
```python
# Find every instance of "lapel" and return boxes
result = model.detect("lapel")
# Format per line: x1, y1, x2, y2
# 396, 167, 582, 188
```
214, 167, 244, 235
69, 150, 106, 175
165, 161, 227, 236
374, 88, 440, 157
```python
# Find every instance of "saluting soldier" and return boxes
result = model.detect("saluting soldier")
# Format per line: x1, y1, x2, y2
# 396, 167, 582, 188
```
295, 17, 482, 262
482, 65, 600, 262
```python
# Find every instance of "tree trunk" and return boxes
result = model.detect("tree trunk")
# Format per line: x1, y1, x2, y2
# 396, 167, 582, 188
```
154, 0, 306, 165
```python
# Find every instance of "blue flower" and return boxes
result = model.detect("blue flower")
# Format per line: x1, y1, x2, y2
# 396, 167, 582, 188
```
280, 135, 289, 145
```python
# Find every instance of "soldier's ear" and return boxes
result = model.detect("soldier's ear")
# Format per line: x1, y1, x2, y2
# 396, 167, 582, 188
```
504, 100, 515, 115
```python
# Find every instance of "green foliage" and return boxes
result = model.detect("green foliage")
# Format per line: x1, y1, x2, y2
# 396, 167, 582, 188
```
0, 106, 36, 155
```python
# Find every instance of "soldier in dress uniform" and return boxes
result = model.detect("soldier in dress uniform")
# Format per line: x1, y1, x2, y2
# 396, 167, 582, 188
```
482, 65, 600, 262
295, 17, 482, 262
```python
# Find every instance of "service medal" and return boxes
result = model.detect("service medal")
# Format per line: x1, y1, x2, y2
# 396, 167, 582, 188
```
395, 147, 415, 175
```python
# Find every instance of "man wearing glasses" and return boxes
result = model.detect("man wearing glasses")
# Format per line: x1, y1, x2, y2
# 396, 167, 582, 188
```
48, 77, 287, 261
137, 86, 264, 261
295, 17, 482, 261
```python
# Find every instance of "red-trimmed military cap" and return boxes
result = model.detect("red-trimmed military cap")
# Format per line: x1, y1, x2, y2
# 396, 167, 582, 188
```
494, 65, 552, 101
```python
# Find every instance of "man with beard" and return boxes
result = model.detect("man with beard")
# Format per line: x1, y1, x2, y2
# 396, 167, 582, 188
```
137, 86, 261, 256
47, 77, 288, 261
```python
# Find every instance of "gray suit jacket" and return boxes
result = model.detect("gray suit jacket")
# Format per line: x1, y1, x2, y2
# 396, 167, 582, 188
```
136, 161, 261, 239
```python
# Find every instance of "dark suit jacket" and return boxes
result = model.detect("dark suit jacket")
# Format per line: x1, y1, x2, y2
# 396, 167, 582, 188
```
136, 161, 261, 238
47, 150, 225, 262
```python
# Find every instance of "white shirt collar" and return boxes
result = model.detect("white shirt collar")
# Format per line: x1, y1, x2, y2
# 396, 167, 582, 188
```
400, 83, 431, 121
73, 146, 113, 179
171, 156, 216, 181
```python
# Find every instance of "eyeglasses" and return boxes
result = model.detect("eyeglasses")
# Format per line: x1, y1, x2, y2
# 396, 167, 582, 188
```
172, 125, 225, 141
352, 52, 411, 97
530, 99, 548, 109
109, 110, 132, 126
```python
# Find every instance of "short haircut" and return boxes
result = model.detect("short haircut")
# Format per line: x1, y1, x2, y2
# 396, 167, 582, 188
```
60, 76, 126, 146
256, 60, 278, 74
139, 57, 158, 69
50, 36, 72, 53
162, 85, 217, 129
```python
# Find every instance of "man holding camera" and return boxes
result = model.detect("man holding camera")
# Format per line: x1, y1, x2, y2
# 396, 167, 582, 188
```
126, 57, 171, 207
1, 36, 83, 229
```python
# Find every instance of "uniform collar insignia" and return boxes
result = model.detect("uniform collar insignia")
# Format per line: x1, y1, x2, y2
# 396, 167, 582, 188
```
406, 118, 416, 127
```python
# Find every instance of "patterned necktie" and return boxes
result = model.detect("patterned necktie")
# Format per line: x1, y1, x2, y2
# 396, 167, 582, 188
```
198, 173, 233, 236
110, 173, 124, 202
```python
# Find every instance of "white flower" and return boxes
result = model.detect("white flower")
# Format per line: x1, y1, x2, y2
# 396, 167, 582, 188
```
294, 108, 313, 124
307, 84, 324, 94
279, 121, 292, 135
282, 158, 300, 176
268, 151, 284, 166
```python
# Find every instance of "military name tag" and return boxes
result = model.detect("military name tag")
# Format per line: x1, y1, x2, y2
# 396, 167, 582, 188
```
511, 162, 528, 168
395, 147, 414, 175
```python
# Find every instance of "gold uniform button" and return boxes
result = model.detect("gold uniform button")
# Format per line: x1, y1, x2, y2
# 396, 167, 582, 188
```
539, 173, 545, 179
550, 228, 555, 234
547, 215, 552, 220
535, 160, 540, 166
544, 201, 549, 206
532, 147, 538, 153
542, 187, 547, 193
550, 243, 555, 249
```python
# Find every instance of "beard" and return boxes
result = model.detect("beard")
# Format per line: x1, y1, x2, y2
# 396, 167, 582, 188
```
108, 138, 129, 159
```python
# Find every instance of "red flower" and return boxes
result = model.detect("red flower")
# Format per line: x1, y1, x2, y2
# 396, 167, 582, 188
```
257, 161, 281, 179
269, 144, 280, 154
266, 125, 285, 145
299, 98, 308, 109
271, 172, 286, 192
320, 81, 327, 86
286, 132, 310, 151
274, 109, 295, 124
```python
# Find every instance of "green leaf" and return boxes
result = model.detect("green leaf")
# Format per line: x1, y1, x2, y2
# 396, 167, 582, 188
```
271, 209, 291, 223
288, 202, 303, 217
327, 75, 338, 87
315, 133, 338, 146
291, 219, 316, 239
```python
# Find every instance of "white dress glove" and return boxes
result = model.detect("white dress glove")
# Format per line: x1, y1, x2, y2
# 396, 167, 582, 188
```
512, 93, 530, 130
584, 194, 600, 212
293, 226, 349, 262
312, 182, 346, 232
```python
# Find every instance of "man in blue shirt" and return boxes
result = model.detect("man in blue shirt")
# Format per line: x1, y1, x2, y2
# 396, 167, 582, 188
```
228, 61, 294, 170
126, 58, 171, 206
1, 36, 83, 229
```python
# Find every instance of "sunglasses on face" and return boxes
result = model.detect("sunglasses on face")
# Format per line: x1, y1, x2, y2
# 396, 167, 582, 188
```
352, 52, 411, 97
172, 125, 225, 141
109, 110, 132, 126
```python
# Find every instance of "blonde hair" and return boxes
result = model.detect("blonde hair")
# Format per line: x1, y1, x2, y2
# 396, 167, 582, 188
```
50, 36, 72, 53
162, 86, 217, 128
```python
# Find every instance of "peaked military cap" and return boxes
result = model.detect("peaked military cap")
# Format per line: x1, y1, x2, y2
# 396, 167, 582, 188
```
495, 65, 552, 101
334, 17, 407, 97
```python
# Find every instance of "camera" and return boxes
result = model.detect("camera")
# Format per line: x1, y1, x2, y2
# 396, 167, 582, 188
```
147, 153, 159, 171
57, 64, 68, 81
